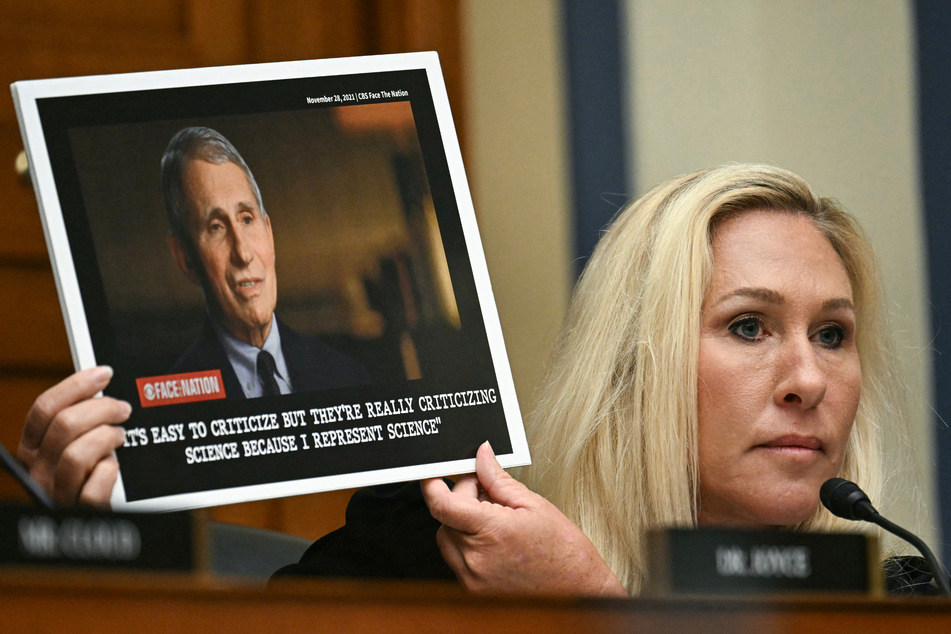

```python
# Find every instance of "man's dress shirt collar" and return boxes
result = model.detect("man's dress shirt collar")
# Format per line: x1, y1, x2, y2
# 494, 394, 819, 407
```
213, 318, 292, 397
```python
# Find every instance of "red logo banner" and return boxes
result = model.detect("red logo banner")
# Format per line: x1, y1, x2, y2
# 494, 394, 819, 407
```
136, 370, 226, 408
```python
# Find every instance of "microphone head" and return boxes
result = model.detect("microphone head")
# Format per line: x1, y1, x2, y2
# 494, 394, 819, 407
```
820, 477, 877, 521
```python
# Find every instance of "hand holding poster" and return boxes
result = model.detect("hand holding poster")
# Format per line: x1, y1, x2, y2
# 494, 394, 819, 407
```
11, 52, 529, 511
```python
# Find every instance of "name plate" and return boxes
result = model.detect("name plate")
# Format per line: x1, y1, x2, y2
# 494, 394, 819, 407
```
0, 505, 197, 572
646, 528, 880, 595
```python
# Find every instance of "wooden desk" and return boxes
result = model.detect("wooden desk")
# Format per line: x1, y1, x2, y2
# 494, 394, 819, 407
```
2, 569, 951, 633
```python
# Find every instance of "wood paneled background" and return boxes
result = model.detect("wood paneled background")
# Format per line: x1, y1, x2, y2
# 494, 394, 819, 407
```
0, 0, 465, 539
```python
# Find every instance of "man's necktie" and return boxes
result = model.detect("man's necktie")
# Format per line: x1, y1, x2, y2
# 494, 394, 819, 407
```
257, 350, 281, 396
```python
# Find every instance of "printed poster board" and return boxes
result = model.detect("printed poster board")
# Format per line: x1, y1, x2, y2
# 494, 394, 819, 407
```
12, 52, 529, 511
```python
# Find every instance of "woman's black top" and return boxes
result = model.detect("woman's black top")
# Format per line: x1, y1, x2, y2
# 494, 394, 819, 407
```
273, 481, 453, 581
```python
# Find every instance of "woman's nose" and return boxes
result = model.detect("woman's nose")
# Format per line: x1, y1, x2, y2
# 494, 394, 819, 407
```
774, 337, 827, 409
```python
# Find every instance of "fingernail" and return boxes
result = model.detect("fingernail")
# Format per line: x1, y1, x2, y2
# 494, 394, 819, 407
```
92, 365, 114, 384
482, 440, 494, 455
120, 400, 132, 418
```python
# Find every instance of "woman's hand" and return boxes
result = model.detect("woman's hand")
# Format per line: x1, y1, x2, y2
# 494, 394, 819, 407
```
18, 366, 130, 508
421, 442, 628, 597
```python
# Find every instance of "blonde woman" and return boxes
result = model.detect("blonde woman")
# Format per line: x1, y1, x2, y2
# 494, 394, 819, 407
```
423, 163, 905, 595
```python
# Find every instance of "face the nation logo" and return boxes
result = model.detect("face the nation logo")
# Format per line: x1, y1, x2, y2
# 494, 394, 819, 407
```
135, 370, 226, 407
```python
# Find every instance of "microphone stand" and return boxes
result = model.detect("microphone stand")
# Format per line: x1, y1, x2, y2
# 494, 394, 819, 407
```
822, 477, 951, 596
867, 509, 951, 596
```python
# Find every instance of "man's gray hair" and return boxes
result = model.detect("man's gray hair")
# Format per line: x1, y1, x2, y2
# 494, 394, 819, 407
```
160, 126, 266, 247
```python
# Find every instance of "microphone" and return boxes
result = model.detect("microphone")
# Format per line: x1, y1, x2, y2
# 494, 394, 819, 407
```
819, 477, 878, 522
821, 477, 950, 595
0, 442, 54, 510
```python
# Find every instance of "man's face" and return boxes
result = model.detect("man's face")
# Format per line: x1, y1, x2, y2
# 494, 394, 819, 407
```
178, 159, 277, 348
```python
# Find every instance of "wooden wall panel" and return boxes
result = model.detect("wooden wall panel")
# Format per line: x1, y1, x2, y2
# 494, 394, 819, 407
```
0, 4, 238, 88
0, 0, 465, 542
3, 0, 183, 31
185, 0, 252, 66
0, 124, 47, 261
249, 0, 368, 62
0, 267, 71, 369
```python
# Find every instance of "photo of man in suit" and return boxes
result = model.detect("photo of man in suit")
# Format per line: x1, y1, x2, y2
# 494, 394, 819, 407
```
160, 126, 368, 399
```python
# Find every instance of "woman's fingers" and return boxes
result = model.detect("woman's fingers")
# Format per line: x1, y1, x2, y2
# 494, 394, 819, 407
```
18, 367, 130, 507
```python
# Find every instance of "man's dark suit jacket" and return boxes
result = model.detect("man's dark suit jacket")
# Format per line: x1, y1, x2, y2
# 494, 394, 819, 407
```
170, 318, 369, 398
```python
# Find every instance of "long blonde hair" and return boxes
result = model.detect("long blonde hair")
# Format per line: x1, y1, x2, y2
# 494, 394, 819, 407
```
521, 164, 898, 594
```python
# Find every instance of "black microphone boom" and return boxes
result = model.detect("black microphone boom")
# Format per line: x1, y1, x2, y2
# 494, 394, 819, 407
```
0, 442, 54, 509
821, 477, 951, 595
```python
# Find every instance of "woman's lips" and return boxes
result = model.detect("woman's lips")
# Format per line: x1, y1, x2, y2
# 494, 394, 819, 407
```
755, 435, 823, 456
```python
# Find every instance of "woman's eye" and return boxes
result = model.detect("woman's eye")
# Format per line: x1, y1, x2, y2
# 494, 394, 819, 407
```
729, 317, 764, 341
815, 324, 845, 348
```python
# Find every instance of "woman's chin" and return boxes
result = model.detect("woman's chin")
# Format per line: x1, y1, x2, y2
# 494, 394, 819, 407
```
699, 489, 822, 528
747, 495, 822, 527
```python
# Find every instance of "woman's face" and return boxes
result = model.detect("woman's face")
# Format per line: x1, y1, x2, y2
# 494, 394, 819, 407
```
697, 210, 861, 527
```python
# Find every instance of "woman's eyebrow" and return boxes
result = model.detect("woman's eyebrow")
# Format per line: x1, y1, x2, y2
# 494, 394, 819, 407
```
711, 287, 854, 312
714, 287, 784, 306
822, 297, 855, 312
